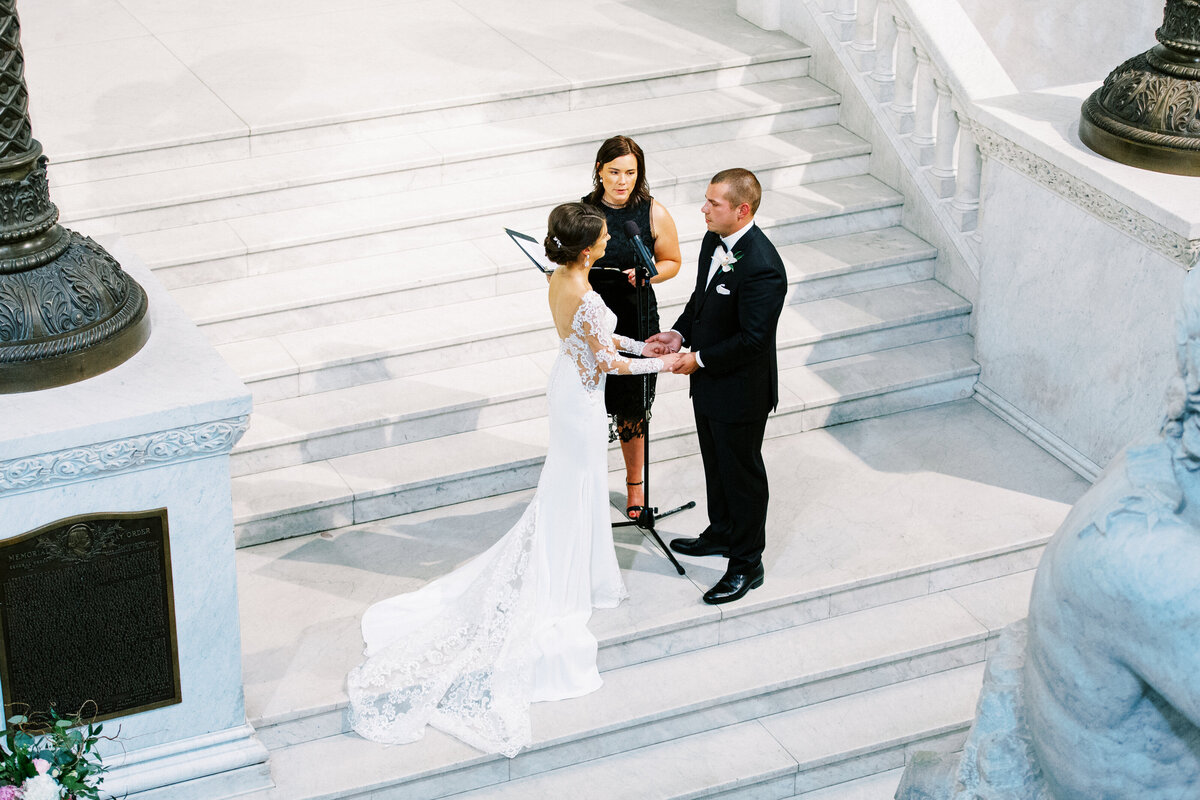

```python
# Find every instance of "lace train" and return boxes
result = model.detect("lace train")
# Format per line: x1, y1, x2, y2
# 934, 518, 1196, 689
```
347, 290, 647, 757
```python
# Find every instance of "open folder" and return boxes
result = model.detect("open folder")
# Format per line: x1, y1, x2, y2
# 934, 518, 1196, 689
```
505, 228, 556, 274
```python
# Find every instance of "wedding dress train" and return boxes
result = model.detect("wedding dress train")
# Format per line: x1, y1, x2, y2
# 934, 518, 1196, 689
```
347, 291, 661, 757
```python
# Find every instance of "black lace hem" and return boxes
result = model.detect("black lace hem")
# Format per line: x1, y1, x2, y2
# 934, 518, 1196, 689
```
609, 411, 651, 443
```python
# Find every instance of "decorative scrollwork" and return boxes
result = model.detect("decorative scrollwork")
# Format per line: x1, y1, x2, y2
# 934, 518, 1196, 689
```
0, 3, 150, 392
0, 156, 57, 243
0, 232, 144, 357
0, 416, 251, 494
1080, 0, 1200, 174
1158, 0, 1200, 54
971, 124, 1200, 269
1092, 53, 1200, 142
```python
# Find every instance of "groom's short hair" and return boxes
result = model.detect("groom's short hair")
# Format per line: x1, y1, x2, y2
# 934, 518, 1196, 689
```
711, 168, 762, 214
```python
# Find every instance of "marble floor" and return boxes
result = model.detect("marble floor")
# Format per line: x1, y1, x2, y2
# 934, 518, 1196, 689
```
19, 0, 800, 161
236, 398, 1089, 729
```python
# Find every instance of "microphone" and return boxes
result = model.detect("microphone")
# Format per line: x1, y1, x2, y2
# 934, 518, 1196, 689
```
623, 220, 659, 279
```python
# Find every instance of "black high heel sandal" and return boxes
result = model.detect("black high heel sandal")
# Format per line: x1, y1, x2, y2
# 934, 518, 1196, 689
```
625, 479, 645, 520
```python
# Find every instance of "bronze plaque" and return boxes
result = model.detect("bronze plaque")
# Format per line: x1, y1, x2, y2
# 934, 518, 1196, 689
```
0, 509, 181, 723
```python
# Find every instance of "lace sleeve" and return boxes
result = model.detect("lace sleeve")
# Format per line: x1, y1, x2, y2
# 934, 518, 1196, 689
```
577, 298, 662, 376
614, 334, 646, 356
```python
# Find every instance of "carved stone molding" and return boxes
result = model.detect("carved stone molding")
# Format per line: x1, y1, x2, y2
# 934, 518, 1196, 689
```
0, 416, 250, 494
971, 124, 1200, 269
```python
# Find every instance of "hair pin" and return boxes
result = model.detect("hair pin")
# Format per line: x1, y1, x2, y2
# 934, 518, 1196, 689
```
553, 236, 562, 247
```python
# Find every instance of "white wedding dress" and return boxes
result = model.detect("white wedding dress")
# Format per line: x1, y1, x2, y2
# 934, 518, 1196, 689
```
347, 290, 662, 758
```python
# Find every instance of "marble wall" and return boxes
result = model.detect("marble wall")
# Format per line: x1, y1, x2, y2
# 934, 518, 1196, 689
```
973, 161, 1182, 475
956, 0, 1164, 92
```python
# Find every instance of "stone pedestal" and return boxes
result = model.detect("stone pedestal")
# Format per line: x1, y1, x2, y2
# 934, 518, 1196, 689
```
0, 239, 268, 799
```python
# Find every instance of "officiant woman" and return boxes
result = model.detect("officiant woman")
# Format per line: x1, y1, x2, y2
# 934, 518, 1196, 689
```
582, 135, 682, 518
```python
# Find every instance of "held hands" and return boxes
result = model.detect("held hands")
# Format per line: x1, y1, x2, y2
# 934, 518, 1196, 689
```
670, 352, 699, 375
644, 330, 682, 356
657, 352, 682, 372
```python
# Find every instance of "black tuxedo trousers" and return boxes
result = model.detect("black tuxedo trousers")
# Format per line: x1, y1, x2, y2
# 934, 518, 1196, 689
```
671, 225, 788, 571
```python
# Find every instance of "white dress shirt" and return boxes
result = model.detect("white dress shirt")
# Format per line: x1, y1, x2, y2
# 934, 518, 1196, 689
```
691, 220, 755, 368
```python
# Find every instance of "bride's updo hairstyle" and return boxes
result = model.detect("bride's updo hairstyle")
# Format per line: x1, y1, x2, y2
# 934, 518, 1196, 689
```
544, 203, 605, 267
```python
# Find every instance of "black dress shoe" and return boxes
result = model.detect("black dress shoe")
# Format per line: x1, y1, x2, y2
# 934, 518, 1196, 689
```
669, 537, 731, 558
702, 564, 764, 605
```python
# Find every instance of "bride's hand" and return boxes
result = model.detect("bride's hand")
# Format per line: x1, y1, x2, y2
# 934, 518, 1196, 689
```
658, 352, 681, 372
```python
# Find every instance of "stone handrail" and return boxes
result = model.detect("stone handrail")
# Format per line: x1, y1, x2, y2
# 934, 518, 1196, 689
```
741, 0, 1200, 272
826, 0, 1015, 250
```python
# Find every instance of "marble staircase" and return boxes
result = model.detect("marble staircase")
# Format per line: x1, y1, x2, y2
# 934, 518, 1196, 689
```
24, 3, 1092, 799
65, 50, 970, 548
54, 38, 979, 548
234, 400, 1089, 799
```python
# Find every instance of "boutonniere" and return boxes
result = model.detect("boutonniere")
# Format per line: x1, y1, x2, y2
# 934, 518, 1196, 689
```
718, 250, 742, 273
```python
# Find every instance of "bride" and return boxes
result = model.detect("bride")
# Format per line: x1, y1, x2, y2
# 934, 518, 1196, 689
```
347, 202, 679, 757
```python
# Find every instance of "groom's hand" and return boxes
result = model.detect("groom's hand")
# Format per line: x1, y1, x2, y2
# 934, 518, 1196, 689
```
646, 331, 682, 355
671, 353, 699, 375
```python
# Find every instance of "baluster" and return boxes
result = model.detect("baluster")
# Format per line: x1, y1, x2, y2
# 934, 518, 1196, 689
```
851, 0, 878, 70
930, 79, 959, 196
951, 109, 982, 231
834, 0, 856, 41
910, 47, 937, 165
868, 0, 897, 101
889, 19, 915, 132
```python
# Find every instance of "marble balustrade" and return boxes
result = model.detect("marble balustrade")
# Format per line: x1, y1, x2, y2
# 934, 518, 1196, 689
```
738, 0, 1200, 477
815, 0, 989, 233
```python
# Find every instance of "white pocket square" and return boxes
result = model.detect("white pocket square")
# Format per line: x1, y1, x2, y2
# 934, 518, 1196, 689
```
715, 285, 731, 295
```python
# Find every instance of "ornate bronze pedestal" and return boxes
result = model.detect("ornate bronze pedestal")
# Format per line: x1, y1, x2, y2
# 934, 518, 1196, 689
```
0, 2, 149, 393
1080, 0, 1200, 176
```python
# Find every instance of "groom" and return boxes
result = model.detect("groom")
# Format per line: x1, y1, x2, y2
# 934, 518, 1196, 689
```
647, 168, 787, 604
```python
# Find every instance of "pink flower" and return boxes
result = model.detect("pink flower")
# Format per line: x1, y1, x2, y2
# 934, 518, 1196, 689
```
32, 758, 50, 775
0, 784, 20, 800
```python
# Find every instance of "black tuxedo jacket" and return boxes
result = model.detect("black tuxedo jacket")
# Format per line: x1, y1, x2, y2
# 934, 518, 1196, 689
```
672, 225, 788, 424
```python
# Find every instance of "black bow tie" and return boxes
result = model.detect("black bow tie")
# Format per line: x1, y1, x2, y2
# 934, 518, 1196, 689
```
717, 239, 728, 252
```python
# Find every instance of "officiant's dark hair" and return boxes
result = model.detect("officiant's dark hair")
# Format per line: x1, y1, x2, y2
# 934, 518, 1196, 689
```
545, 203, 606, 266
585, 135, 651, 208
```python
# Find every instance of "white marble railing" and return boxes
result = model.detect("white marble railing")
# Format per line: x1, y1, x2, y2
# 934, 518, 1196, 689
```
739, 0, 1200, 274
820, 0, 1015, 254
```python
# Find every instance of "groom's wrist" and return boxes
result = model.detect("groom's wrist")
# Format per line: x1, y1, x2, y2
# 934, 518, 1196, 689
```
694, 352, 705, 368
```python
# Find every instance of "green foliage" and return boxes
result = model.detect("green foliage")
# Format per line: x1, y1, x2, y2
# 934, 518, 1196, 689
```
0, 706, 111, 800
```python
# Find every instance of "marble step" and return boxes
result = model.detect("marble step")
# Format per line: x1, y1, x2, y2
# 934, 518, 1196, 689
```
47, 48, 813, 187
228, 280, 968, 477
166, 125, 885, 343
124, 167, 900, 293
793, 769, 903, 800
178, 183, 915, 349
237, 399, 1081, 759
445, 665, 983, 800
243, 605, 987, 800
56, 78, 846, 234
222, 253, 954, 411
207, 176, 907, 404
232, 335, 979, 546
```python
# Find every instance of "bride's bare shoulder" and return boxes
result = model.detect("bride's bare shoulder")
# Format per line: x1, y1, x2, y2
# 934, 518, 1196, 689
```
549, 282, 593, 335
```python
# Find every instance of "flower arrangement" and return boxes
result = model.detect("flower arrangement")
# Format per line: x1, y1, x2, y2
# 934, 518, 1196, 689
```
0, 707, 109, 800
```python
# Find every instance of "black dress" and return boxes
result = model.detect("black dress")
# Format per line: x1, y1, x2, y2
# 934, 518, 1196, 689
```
584, 197, 660, 442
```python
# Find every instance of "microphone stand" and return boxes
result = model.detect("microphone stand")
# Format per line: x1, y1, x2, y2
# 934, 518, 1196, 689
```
612, 237, 694, 576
